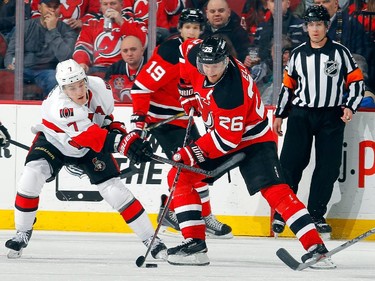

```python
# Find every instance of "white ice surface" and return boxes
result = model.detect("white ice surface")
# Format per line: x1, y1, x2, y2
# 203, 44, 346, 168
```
1, 230, 374, 281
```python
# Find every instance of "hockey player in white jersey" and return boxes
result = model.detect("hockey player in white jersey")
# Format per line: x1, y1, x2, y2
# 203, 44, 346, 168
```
5, 59, 167, 260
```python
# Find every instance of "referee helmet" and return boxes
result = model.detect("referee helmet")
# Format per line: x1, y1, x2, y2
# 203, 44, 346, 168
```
304, 5, 330, 26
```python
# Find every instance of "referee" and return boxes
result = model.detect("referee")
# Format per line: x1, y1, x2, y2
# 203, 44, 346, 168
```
272, 5, 364, 236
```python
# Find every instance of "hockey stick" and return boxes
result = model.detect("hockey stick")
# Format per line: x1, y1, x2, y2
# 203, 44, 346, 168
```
145, 112, 186, 131
9, 139, 30, 151
136, 108, 195, 268
276, 227, 375, 271
8, 139, 136, 179
150, 153, 245, 178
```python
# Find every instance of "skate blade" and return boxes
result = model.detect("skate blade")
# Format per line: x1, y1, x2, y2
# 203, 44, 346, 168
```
319, 232, 331, 240
154, 249, 168, 261
205, 232, 233, 239
167, 252, 210, 266
159, 226, 182, 238
7, 248, 23, 259
309, 258, 337, 270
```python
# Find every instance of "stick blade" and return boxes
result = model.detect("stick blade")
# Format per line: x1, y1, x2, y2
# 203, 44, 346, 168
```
136, 255, 146, 267
276, 248, 305, 271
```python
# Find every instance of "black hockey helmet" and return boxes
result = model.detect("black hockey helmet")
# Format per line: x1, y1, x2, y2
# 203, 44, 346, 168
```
178, 8, 205, 30
197, 36, 228, 65
304, 5, 330, 26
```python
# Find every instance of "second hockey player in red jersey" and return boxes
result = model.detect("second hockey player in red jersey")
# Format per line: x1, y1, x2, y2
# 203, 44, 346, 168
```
165, 36, 334, 268
130, 8, 233, 239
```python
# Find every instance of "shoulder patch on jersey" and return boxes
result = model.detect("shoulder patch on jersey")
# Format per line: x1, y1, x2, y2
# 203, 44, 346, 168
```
187, 44, 200, 67
60, 107, 74, 118
157, 38, 182, 65
212, 63, 244, 109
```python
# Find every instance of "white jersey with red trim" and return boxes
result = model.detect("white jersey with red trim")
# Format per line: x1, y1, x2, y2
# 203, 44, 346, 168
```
73, 12, 147, 68
32, 76, 114, 158
180, 40, 275, 159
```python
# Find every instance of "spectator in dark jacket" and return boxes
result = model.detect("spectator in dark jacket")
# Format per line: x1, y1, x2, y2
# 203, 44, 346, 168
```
252, 0, 306, 68
0, 0, 31, 42
4, 0, 77, 98
313, 0, 370, 84
201, 0, 251, 67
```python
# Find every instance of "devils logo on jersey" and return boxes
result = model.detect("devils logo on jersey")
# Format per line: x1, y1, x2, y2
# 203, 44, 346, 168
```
60, 0, 83, 20
196, 90, 214, 130
95, 31, 122, 59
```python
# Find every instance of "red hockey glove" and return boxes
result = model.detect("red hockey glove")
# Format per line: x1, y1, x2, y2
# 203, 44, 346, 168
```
117, 132, 152, 165
0, 123, 11, 147
106, 121, 128, 135
172, 143, 206, 167
130, 112, 150, 135
178, 83, 200, 116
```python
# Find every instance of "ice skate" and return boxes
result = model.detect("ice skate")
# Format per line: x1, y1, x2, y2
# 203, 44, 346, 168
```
271, 212, 285, 237
203, 214, 233, 239
157, 194, 180, 235
143, 236, 167, 260
301, 244, 336, 269
313, 217, 332, 239
5, 229, 33, 259
167, 238, 210, 266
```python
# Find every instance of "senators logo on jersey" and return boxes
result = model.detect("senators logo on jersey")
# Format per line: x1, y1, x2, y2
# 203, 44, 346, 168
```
60, 107, 74, 118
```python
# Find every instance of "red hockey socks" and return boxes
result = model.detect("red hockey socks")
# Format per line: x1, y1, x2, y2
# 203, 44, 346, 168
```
261, 184, 323, 250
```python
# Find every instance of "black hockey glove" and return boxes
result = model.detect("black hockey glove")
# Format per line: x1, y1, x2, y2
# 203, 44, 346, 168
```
117, 132, 152, 165
0, 123, 11, 147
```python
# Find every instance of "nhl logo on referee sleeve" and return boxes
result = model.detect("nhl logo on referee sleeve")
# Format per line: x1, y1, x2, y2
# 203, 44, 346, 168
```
324, 61, 339, 77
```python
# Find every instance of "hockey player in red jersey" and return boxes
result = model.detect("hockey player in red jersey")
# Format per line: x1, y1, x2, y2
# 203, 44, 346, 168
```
165, 36, 334, 268
73, 0, 147, 76
130, 8, 233, 239
4, 59, 167, 260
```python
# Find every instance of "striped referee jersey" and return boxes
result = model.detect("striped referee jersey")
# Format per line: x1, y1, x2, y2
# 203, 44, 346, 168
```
275, 37, 364, 118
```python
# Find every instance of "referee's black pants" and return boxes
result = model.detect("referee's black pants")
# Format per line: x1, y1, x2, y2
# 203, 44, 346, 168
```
280, 106, 345, 220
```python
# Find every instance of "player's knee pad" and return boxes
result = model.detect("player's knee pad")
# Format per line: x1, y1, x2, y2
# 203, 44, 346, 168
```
97, 177, 134, 211
17, 159, 51, 197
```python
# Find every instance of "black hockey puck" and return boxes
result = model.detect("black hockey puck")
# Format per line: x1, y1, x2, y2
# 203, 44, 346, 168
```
145, 263, 158, 268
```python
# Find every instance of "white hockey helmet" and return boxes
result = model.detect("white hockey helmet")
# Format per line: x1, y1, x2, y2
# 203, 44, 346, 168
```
56, 59, 87, 87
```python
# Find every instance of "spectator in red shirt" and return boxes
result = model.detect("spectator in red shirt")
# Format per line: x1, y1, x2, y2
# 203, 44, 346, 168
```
73, 0, 147, 77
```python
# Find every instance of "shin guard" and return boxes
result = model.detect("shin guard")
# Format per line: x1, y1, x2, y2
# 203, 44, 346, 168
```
261, 184, 323, 250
